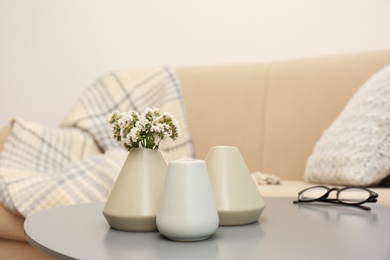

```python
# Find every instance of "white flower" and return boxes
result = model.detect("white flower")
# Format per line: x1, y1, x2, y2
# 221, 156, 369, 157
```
129, 128, 140, 142
108, 107, 181, 151
153, 134, 162, 146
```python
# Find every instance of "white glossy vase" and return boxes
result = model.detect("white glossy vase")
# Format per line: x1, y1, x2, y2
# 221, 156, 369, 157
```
205, 146, 265, 225
103, 148, 167, 231
156, 159, 219, 241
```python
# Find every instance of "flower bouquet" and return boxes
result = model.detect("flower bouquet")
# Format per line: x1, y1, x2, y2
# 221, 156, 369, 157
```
109, 107, 181, 150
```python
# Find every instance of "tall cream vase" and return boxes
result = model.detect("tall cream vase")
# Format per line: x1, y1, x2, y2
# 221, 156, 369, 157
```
103, 148, 167, 231
205, 146, 265, 225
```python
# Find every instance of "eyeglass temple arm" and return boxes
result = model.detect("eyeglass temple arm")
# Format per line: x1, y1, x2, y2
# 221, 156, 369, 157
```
318, 199, 372, 210
294, 199, 372, 211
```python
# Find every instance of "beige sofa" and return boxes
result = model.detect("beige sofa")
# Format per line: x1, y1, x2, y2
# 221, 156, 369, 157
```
1, 49, 390, 259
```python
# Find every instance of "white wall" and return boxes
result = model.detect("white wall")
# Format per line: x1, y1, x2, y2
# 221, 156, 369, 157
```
1, 0, 390, 126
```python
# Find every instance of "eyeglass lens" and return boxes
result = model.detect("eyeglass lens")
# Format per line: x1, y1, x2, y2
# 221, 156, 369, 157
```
299, 186, 328, 201
337, 188, 371, 204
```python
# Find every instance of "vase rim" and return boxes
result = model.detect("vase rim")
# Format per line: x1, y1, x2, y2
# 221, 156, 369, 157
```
210, 145, 238, 150
129, 147, 158, 151
169, 159, 205, 164
130, 147, 155, 149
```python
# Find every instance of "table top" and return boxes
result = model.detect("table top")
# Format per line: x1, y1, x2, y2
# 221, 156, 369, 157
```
24, 197, 390, 260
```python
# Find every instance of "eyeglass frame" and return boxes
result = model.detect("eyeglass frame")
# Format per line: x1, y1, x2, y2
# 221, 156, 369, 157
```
293, 185, 378, 210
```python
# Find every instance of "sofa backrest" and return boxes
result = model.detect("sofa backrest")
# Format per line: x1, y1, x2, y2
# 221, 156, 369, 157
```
176, 49, 390, 180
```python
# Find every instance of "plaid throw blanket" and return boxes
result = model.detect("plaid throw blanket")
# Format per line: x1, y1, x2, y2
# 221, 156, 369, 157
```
0, 67, 194, 217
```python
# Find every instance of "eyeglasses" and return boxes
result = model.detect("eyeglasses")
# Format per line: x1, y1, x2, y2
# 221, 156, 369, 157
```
293, 186, 378, 210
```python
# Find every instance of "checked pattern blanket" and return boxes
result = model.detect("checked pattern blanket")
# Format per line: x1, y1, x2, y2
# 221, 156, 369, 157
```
0, 67, 194, 217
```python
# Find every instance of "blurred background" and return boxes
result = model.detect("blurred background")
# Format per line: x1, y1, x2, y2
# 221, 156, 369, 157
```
1, 0, 390, 126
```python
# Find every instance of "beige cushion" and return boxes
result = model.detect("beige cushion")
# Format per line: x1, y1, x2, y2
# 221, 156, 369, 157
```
262, 51, 390, 180
177, 63, 269, 172
0, 239, 53, 260
177, 50, 390, 181
0, 197, 25, 241
0, 126, 10, 151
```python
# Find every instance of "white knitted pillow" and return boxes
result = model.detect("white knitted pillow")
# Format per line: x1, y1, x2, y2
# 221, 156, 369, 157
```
305, 65, 390, 186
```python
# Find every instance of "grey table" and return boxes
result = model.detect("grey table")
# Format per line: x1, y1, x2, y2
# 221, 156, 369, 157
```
24, 197, 390, 260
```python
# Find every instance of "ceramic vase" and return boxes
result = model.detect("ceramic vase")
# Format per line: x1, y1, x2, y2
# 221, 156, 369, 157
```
205, 146, 265, 225
156, 159, 219, 241
103, 148, 167, 231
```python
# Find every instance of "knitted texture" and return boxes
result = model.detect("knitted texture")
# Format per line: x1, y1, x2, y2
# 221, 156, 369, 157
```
305, 65, 390, 186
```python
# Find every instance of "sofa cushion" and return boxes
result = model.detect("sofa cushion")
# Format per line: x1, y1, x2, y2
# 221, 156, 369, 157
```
177, 64, 268, 172
0, 239, 53, 260
0, 203, 25, 241
0, 127, 10, 151
305, 65, 390, 186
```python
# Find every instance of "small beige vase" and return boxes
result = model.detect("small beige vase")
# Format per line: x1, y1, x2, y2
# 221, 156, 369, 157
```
205, 146, 265, 225
103, 148, 167, 231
